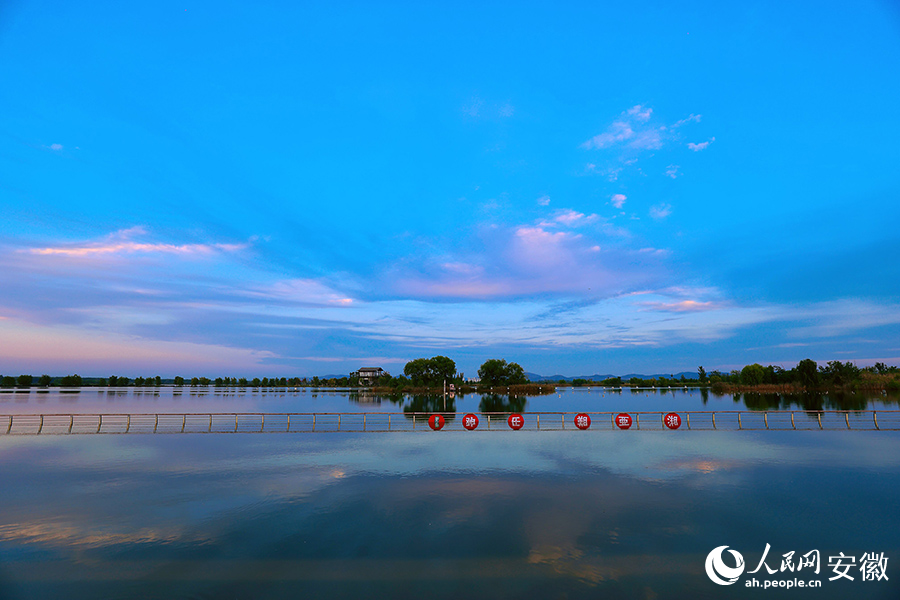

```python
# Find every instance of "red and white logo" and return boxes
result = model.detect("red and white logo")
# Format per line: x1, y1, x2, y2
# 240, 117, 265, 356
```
664, 412, 682, 429
507, 413, 524, 430
462, 413, 479, 430
574, 413, 591, 430
615, 413, 632, 430
428, 414, 445, 431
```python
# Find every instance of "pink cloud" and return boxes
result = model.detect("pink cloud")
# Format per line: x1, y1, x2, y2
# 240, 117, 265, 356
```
611, 194, 627, 209
642, 300, 719, 312
24, 228, 248, 258
246, 279, 355, 306
29, 242, 245, 257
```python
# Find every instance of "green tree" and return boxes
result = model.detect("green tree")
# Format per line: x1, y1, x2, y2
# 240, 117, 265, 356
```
478, 359, 527, 386
430, 355, 457, 383
17, 374, 33, 387
1, 376, 15, 387
796, 359, 819, 389
174, 376, 185, 386
154, 376, 162, 386
698, 366, 708, 384
60, 374, 83, 387
740, 364, 766, 386
238, 377, 248, 386
823, 361, 859, 387
38, 374, 52, 387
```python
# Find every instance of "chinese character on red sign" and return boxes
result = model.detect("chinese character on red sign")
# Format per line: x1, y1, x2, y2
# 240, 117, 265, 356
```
428, 414, 444, 431
574, 413, 591, 430
615, 413, 632, 430
463, 413, 479, 430
508, 413, 524, 430
664, 412, 681, 429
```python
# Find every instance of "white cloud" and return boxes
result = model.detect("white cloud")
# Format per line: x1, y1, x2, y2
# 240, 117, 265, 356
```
626, 104, 653, 122
49, 143, 63, 151
499, 103, 515, 117
650, 203, 672, 219
582, 106, 701, 152
665, 165, 680, 179
611, 194, 627, 209
537, 195, 551, 206
556, 210, 589, 226
687, 137, 715, 151
673, 114, 702, 128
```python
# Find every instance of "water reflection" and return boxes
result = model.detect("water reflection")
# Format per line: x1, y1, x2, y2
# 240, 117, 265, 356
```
2, 387, 900, 415
478, 393, 527, 414
0, 432, 898, 599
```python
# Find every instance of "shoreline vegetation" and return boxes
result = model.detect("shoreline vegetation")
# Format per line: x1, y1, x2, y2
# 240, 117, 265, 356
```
2, 359, 899, 395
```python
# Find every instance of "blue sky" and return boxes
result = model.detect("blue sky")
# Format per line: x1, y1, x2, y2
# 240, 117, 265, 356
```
2, 0, 900, 377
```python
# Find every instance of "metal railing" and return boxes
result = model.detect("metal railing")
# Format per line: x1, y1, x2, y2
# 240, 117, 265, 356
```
1, 410, 899, 435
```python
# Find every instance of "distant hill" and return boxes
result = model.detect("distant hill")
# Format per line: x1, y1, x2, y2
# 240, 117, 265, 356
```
526, 371, 698, 382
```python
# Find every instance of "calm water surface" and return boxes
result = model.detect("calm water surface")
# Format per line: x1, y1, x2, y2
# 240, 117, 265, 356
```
2, 386, 898, 414
1, 388, 898, 599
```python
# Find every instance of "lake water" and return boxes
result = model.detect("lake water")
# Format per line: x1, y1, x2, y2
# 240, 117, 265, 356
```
2, 385, 898, 414
1, 388, 898, 599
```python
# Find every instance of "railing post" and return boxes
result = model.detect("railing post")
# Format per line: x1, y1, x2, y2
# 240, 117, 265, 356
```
791, 412, 795, 429
261, 414, 265, 433
537, 414, 540, 430
738, 413, 742, 430
364, 414, 367, 432
209, 414, 212, 433
873, 411, 879, 430
286, 414, 290, 433
38, 415, 44, 435
845, 412, 850, 429
817, 412, 822, 429
338, 414, 342, 432
686, 412, 691, 430
182, 414, 186, 433
7, 415, 12, 434
68, 415, 73, 434
155, 414, 158, 433
712, 412, 716, 430
313, 414, 316, 432
97, 415, 102, 433
764, 412, 768, 430
126, 414, 131, 433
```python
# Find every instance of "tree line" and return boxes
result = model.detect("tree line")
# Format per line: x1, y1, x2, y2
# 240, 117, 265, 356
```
363, 356, 529, 390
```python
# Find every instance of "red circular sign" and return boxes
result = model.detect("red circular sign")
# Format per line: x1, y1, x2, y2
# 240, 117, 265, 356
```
664, 412, 682, 430
507, 413, 525, 430
462, 413, 479, 430
428, 414, 445, 431
615, 413, 632, 430
574, 413, 591, 430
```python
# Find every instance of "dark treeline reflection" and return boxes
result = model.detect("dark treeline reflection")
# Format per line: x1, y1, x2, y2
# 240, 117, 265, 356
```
349, 391, 531, 418
401, 395, 457, 420
726, 391, 899, 412
478, 394, 527, 414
